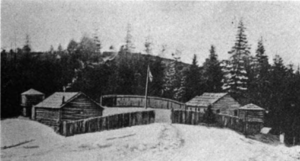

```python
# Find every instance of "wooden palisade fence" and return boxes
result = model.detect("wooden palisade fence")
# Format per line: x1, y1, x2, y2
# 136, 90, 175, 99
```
101, 95, 186, 110
59, 110, 155, 136
171, 110, 263, 135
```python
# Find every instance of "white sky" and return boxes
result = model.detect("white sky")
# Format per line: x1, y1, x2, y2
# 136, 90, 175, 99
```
1, 1, 300, 66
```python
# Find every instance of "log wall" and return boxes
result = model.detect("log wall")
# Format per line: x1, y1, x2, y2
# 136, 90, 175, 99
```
101, 95, 186, 110
59, 110, 155, 136
171, 110, 264, 135
35, 108, 61, 131
61, 95, 103, 121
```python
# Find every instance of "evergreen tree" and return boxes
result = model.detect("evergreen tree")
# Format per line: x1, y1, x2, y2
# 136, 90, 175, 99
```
185, 54, 202, 101
58, 44, 63, 52
268, 55, 288, 134
203, 45, 223, 92
203, 104, 216, 124
93, 32, 102, 62
222, 19, 250, 99
163, 50, 184, 100
49, 45, 54, 54
23, 34, 31, 54
145, 36, 153, 55
67, 39, 78, 54
250, 38, 271, 108
125, 23, 135, 53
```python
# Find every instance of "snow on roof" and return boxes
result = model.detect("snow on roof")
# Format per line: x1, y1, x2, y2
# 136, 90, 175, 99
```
35, 92, 79, 108
186, 93, 228, 107
239, 103, 264, 110
21, 88, 44, 95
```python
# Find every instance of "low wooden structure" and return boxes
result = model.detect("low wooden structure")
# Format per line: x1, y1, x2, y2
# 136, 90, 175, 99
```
20, 89, 45, 118
33, 92, 104, 130
101, 95, 186, 110
59, 110, 155, 136
185, 93, 240, 115
171, 110, 264, 135
238, 103, 265, 123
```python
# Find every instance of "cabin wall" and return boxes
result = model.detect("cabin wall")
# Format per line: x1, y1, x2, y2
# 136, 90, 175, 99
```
212, 95, 240, 115
35, 108, 60, 129
61, 95, 103, 121
239, 110, 264, 122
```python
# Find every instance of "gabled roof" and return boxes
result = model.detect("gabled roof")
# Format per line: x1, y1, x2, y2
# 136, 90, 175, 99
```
186, 93, 228, 107
21, 88, 44, 95
239, 103, 264, 110
35, 92, 79, 108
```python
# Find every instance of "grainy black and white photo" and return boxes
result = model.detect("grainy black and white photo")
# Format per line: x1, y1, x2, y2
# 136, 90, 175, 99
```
1, 0, 300, 160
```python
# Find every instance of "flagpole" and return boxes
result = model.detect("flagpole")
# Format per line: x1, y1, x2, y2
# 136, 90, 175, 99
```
144, 66, 149, 109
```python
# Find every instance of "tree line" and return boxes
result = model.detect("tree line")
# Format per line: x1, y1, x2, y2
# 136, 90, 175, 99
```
1, 20, 299, 145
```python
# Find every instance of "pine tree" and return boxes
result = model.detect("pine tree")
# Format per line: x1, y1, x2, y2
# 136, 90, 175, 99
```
145, 35, 153, 55
57, 44, 63, 52
185, 54, 202, 101
23, 34, 31, 54
67, 39, 78, 54
49, 45, 54, 54
125, 23, 135, 53
163, 50, 183, 100
203, 104, 216, 124
203, 45, 223, 92
222, 19, 250, 98
250, 38, 270, 108
268, 55, 288, 134
93, 33, 102, 62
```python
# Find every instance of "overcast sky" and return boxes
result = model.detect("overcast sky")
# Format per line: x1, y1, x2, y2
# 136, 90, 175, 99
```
1, 0, 300, 66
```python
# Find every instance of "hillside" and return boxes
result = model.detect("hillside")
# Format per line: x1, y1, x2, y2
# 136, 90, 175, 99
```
1, 119, 299, 161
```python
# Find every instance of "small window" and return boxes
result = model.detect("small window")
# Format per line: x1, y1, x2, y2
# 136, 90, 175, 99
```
216, 109, 220, 114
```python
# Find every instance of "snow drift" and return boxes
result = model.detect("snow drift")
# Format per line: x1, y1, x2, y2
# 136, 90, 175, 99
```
1, 119, 299, 161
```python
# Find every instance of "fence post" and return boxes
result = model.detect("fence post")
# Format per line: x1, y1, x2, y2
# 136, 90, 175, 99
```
62, 121, 67, 136
100, 96, 102, 106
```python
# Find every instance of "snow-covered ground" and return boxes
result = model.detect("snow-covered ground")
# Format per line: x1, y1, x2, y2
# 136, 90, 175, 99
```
1, 118, 299, 161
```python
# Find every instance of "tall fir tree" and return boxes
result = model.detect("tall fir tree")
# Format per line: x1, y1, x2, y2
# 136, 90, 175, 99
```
125, 23, 135, 53
162, 50, 183, 100
222, 19, 250, 100
23, 34, 31, 54
203, 45, 223, 92
268, 55, 288, 134
184, 54, 202, 101
250, 38, 271, 108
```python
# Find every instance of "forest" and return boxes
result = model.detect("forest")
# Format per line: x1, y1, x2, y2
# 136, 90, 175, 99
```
1, 20, 300, 145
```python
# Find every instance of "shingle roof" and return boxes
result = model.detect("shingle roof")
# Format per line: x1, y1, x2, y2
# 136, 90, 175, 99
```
35, 92, 79, 108
21, 89, 44, 95
239, 103, 264, 110
186, 93, 228, 107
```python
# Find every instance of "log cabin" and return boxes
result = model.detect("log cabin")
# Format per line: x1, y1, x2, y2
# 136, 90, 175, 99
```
33, 92, 104, 130
238, 103, 265, 122
20, 89, 45, 118
185, 93, 240, 116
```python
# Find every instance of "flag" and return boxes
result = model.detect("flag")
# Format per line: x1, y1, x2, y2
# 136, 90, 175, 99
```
148, 66, 153, 82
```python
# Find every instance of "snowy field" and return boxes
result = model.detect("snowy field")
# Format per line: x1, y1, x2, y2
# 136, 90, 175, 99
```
1, 118, 300, 161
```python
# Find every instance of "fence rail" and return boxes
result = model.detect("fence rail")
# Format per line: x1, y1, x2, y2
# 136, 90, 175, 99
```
59, 110, 155, 136
171, 110, 263, 135
101, 95, 186, 110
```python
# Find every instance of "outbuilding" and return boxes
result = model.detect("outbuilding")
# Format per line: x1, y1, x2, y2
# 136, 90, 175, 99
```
20, 88, 45, 118
185, 93, 241, 116
238, 103, 265, 122
33, 92, 104, 130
